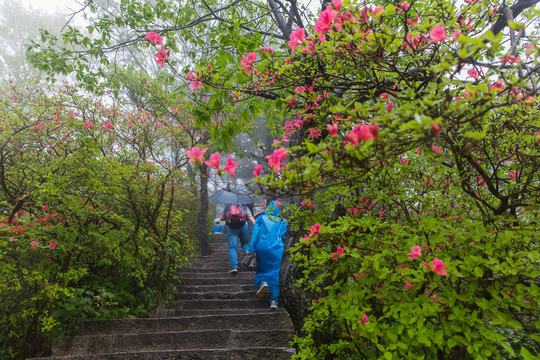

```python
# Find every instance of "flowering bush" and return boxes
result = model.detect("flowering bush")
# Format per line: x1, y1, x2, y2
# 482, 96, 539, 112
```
23, 0, 540, 358
204, 0, 539, 358
0, 85, 197, 358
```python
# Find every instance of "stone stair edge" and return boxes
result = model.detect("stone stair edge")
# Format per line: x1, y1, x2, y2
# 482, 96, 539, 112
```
31, 347, 296, 360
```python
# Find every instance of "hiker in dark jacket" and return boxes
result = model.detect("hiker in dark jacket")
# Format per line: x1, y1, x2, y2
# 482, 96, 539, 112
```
220, 204, 255, 274
249, 200, 287, 310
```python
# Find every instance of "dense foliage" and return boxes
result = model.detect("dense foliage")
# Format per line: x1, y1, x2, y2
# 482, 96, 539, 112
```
223, 1, 539, 358
0, 85, 198, 358
21, 0, 540, 359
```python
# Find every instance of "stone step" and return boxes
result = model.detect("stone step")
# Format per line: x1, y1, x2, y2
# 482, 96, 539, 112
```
178, 271, 256, 279
175, 290, 256, 300
176, 284, 256, 295
154, 308, 286, 318
182, 266, 256, 273
167, 298, 268, 310
38, 347, 295, 359
179, 277, 254, 286
51, 329, 293, 356
75, 313, 292, 335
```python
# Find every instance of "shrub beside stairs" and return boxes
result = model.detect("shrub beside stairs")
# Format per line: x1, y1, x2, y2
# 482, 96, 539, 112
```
38, 234, 296, 359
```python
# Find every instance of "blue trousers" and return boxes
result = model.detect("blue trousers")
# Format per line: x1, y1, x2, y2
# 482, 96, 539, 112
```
227, 224, 250, 268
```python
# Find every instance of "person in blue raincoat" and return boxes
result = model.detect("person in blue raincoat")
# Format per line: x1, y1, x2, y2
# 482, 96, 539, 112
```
249, 200, 287, 310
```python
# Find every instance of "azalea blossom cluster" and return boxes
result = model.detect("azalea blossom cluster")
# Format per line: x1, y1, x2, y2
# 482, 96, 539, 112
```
145, 31, 170, 67
185, 146, 237, 177
408, 246, 448, 276
240, 52, 258, 74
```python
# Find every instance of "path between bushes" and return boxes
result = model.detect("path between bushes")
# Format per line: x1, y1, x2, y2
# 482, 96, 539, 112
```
35, 234, 296, 359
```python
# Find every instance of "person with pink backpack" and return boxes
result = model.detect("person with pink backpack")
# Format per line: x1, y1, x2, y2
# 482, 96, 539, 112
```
220, 204, 255, 274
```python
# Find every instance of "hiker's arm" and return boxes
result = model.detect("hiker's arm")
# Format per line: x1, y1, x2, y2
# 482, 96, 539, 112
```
247, 214, 255, 225
220, 214, 225, 221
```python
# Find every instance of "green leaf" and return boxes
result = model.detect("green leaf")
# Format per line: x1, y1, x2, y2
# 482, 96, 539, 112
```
520, 347, 536, 360
500, 342, 515, 356
306, 142, 318, 153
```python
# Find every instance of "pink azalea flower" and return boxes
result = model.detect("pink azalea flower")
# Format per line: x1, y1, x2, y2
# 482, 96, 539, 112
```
429, 25, 448, 43
104, 121, 113, 129
222, 156, 237, 177
467, 68, 480, 79
30, 241, 40, 248
145, 31, 163, 46
186, 146, 207, 163
489, 79, 506, 91
407, 246, 422, 260
432, 123, 440, 137
253, 164, 263, 177
327, 123, 338, 137
309, 223, 321, 237
288, 27, 306, 52
191, 80, 203, 92
275, 200, 281, 206
432, 145, 441, 153
42, 205, 48, 211
361, 313, 369, 324
266, 148, 288, 171
345, 123, 379, 145
308, 128, 322, 139
508, 170, 517, 180
372, 6, 384, 15
452, 30, 461, 39
241, 55, 252, 72
387, 101, 394, 113
405, 281, 414, 289
84, 122, 94, 129
432, 258, 448, 276
525, 44, 535, 57
332, 0, 342, 11
204, 152, 221, 169
336, 246, 344, 256
401, 1, 410, 9
155, 48, 170, 68
314, 6, 337, 34
49, 241, 58, 250
247, 52, 257, 63
301, 199, 314, 208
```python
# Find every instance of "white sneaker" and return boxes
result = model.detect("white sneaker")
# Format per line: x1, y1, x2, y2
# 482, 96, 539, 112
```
256, 282, 268, 298
228, 267, 238, 274
270, 300, 278, 310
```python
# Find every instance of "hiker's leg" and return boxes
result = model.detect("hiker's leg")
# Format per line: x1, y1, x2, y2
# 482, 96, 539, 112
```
227, 227, 239, 268
269, 283, 279, 302
239, 223, 250, 255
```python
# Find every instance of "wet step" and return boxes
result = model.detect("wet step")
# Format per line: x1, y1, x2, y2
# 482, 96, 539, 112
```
154, 308, 287, 318
51, 329, 293, 356
178, 271, 256, 279
175, 290, 256, 300
179, 277, 254, 286
74, 313, 292, 335
177, 284, 255, 294
40, 346, 295, 360
167, 298, 269, 310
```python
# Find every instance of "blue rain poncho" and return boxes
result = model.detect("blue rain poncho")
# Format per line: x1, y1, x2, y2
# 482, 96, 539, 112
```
250, 200, 287, 287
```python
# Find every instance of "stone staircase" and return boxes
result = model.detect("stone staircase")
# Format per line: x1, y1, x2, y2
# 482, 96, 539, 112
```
38, 234, 295, 359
